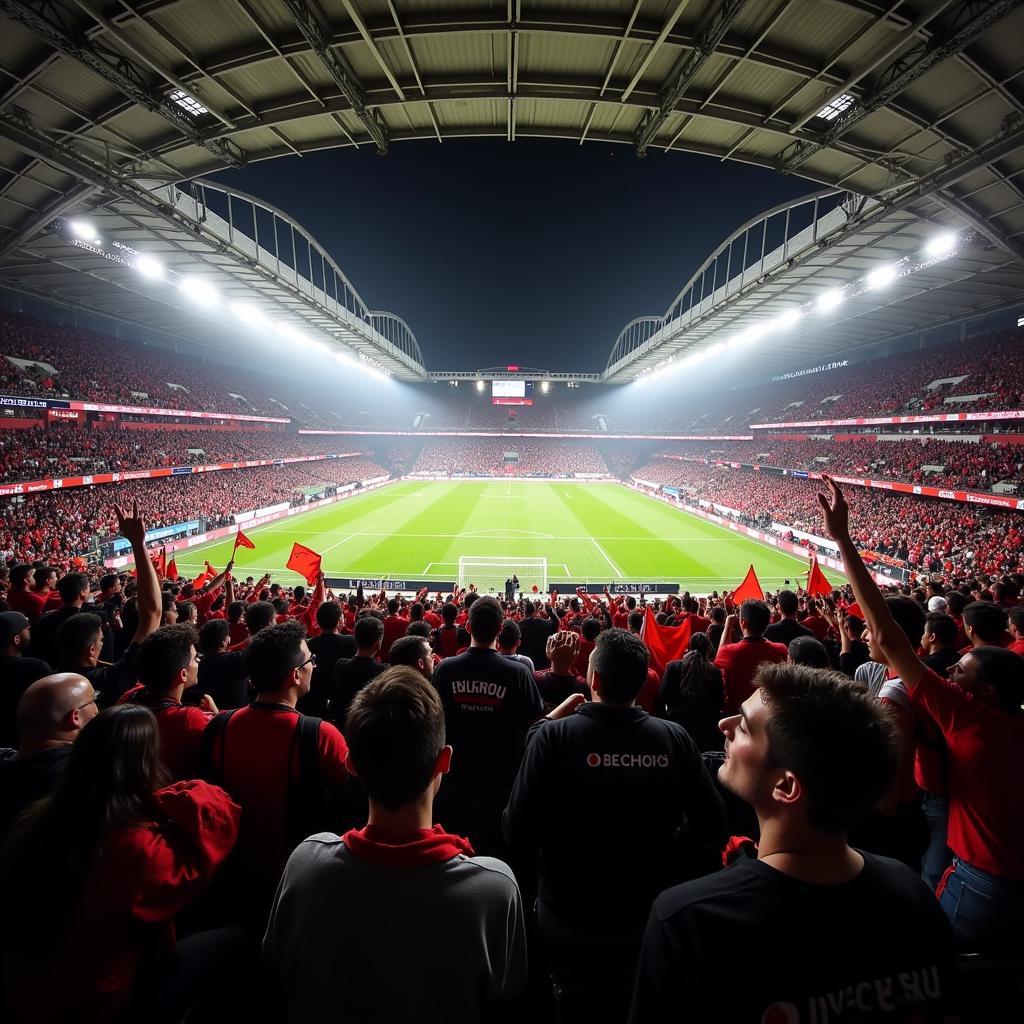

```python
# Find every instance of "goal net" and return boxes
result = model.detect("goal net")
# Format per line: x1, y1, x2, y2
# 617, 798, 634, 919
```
457, 557, 548, 597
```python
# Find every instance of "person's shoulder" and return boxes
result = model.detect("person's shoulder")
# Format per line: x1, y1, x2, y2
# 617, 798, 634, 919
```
651, 857, 765, 922
858, 851, 947, 907
447, 854, 522, 899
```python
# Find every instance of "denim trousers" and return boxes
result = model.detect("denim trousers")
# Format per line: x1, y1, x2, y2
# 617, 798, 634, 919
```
937, 857, 1024, 950
921, 792, 953, 892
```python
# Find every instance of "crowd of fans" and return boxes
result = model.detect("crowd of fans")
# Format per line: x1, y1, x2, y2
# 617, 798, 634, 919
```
657, 436, 1024, 492
0, 477, 1020, 1022
410, 439, 610, 476
0, 458, 389, 572
633, 458, 1024, 579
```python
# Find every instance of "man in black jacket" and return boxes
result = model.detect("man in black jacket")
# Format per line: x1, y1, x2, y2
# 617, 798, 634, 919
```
301, 603, 357, 717
763, 590, 814, 647
330, 614, 387, 726
504, 627, 727, 993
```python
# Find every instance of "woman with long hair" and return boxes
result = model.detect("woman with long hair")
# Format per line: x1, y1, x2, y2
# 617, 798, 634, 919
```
658, 632, 726, 752
1, 704, 241, 1023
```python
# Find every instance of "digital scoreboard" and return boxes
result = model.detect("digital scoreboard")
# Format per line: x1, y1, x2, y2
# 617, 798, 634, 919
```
491, 380, 534, 406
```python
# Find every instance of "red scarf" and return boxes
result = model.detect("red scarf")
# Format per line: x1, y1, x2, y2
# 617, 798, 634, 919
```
342, 825, 475, 868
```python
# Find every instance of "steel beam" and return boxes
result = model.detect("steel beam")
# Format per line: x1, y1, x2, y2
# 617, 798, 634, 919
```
281, 0, 389, 153
778, 0, 1024, 173
635, 0, 748, 156
1, 0, 245, 167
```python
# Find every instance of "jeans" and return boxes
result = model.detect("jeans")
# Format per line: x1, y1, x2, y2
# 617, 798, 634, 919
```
937, 858, 1024, 950
921, 792, 953, 892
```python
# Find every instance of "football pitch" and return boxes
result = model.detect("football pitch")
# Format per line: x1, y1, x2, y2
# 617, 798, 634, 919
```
174, 480, 819, 593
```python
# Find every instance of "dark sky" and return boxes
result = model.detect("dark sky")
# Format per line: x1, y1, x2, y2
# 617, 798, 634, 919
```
213, 140, 814, 374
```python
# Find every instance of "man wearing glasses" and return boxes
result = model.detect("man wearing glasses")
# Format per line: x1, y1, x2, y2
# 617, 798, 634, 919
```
201, 620, 350, 923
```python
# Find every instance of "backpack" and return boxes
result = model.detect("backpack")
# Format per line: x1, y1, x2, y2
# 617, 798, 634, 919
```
200, 708, 329, 850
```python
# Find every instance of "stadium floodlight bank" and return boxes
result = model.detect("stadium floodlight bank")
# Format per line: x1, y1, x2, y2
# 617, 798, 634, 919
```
458, 557, 547, 596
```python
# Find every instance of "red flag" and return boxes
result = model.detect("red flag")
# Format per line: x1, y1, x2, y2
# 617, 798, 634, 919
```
234, 530, 256, 551
641, 606, 692, 678
807, 557, 833, 598
152, 547, 167, 578
731, 565, 765, 605
286, 542, 322, 585
167, 556, 178, 581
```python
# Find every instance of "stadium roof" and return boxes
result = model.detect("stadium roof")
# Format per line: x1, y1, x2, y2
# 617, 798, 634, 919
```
0, 0, 1021, 380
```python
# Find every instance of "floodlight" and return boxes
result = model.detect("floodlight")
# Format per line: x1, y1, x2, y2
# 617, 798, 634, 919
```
70, 219, 99, 243
229, 302, 268, 328
866, 264, 897, 290
925, 232, 956, 258
134, 255, 164, 280
773, 308, 803, 330
816, 289, 844, 313
476, 379, 485, 392
541, 380, 550, 393
178, 276, 218, 306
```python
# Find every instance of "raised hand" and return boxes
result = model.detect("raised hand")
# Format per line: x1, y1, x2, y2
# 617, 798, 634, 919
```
114, 501, 146, 548
817, 474, 851, 542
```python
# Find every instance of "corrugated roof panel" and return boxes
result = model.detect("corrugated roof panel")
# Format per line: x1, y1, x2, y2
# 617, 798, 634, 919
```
152, 1, 264, 65
938, 93, 1016, 151
768, 0, 873, 61
519, 30, 615, 77
708, 59, 801, 117
218, 57, 321, 102
407, 31, 501, 75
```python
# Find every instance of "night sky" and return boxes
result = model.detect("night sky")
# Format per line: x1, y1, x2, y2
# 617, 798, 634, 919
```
213, 140, 814, 374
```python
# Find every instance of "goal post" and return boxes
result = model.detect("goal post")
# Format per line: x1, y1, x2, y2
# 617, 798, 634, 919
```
458, 557, 548, 597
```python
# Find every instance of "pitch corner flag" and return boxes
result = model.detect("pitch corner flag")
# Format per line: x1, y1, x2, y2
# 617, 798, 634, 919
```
731, 564, 765, 605
286, 542, 322, 585
807, 557, 833, 598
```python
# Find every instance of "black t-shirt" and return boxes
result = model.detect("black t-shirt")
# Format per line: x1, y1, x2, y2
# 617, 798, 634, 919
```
0, 745, 70, 838
840, 640, 872, 678
301, 633, 358, 717
518, 614, 557, 669
195, 650, 250, 710
532, 669, 589, 712
763, 618, 815, 646
0, 655, 53, 747
630, 853, 954, 1023
432, 647, 542, 790
82, 644, 140, 707
330, 656, 387, 726
923, 648, 960, 677
503, 703, 727, 929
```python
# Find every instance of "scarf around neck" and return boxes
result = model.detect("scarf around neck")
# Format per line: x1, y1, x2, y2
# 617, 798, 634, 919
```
342, 824, 475, 868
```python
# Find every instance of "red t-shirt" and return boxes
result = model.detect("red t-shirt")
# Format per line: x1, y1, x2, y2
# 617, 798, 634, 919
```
434, 624, 461, 659
574, 636, 596, 678
637, 668, 660, 714
229, 621, 249, 647
119, 685, 214, 781
908, 666, 1024, 879
1008, 637, 1024, 657
714, 636, 789, 715
207, 703, 349, 890
381, 614, 408, 660
8, 588, 47, 622
800, 615, 830, 642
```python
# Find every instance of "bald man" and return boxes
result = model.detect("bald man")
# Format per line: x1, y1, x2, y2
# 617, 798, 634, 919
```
0, 672, 99, 837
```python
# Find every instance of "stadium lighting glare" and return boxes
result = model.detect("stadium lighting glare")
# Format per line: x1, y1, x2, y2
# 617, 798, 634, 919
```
312, 341, 330, 355
925, 232, 957, 258
541, 380, 550, 393
69, 219, 99, 243
278, 323, 310, 347
867, 264, 897, 290
816, 289, 845, 313
229, 302, 268, 328
134, 255, 164, 280
773, 308, 803, 330
476, 379, 485, 392
178, 276, 218, 307
334, 351, 352, 366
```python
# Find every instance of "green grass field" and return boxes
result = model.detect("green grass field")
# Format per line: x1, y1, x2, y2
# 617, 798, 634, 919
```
174, 480, 819, 592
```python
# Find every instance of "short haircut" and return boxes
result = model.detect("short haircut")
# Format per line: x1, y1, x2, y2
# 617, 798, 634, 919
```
409, 602, 424, 621
54, 612, 103, 667
138, 624, 198, 693
389, 635, 431, 669
316, 602, 343, 632
199, 618, 230, 652
627, 611, 644, 632
777, 590, 799, 616
581, 616, 601, 641
924, 612, 958, 648
228, 600, 245, 621
244, 600, 277, 634
386, 598, 400, 615
57, 573, 89, 603
739, 600, 771, 635
11, 564, 33, 588
244, 620, 307, 692
591, 627, 649, 704
967, 646, 1024, 716
406, 620, 432, 639
468, 596, 503, 644
354, 614, 385, 650
498, 618, 521, 648
99, 574, 119, 593
788, 636, 830, 669
441, 602, 458, 625
964, 601, 1007, 644
945, 591, 969, 617
345, 667, 446, 811
756, 663, 898, 834
710, 606, 726, 624
885, 596, 926, 648
1009, 606, 1024, 633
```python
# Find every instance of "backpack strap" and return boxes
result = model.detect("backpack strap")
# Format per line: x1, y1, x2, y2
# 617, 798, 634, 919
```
286, 714, 325, 849
200, 708, 238, 784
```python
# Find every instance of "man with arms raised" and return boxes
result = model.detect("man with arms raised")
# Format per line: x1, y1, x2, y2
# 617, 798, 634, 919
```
264, 667, 527, 1023
630, 658, 953, 1022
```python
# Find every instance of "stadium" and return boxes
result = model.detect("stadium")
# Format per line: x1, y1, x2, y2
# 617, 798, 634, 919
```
0, 0, 1022, 1021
